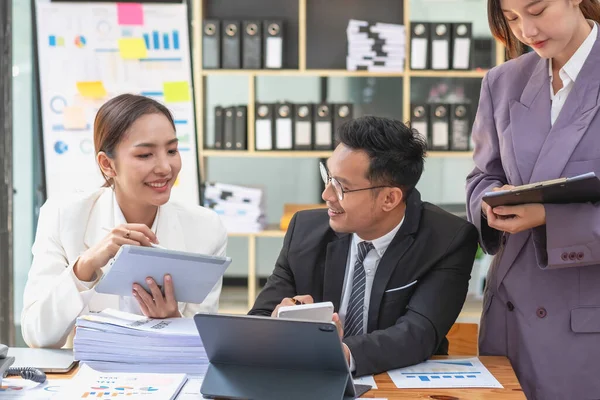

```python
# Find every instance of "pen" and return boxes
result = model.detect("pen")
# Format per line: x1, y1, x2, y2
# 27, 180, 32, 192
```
101, 227, 164, 249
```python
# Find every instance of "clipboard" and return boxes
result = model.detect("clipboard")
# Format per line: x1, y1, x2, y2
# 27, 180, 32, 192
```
482, 172, 600, 207
95, 245, 231, 304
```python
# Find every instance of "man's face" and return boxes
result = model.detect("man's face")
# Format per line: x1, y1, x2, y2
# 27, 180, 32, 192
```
321, 144, 387, 237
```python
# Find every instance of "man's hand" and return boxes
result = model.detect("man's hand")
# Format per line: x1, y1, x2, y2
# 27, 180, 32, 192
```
333, 313, 351, 365
271, 295, 314, 317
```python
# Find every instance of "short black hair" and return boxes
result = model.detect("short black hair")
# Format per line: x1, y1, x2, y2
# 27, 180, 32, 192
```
337, 116, 427, 196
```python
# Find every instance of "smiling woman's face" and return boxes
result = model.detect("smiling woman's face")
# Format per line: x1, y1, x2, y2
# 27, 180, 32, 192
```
102, 112, 181, 207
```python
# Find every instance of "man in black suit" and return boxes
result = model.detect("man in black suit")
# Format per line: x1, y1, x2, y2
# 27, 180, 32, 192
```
249, 116, 478, 377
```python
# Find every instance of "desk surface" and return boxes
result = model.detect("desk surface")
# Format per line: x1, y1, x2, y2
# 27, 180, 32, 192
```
45, 356, 524, 400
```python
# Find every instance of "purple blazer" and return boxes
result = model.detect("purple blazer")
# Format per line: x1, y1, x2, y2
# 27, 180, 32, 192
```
466, 32, 600, 400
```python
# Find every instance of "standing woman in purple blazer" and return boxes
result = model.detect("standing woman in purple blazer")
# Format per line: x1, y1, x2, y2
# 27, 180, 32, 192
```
466, 0, 600, 398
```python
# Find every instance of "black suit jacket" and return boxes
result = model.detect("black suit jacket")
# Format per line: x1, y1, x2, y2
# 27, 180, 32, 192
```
249, 189, 479, 377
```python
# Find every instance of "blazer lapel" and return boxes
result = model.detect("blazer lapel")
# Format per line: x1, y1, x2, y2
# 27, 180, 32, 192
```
529, 35, 600, 183
323, 233, 351, 313
508, 57, 552, 184
155, 203, 186, 252
83, 188, 114, 249
367, 190, 421, 333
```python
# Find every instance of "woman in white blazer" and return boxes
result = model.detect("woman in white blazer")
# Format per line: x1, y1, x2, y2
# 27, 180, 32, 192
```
21, 94, 227, 348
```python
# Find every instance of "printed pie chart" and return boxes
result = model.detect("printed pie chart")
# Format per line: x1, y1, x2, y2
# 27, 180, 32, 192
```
74, 35, 86, 48
54, 141, 68, 154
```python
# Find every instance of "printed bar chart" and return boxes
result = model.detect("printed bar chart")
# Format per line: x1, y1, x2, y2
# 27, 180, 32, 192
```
143, 30, 180, 50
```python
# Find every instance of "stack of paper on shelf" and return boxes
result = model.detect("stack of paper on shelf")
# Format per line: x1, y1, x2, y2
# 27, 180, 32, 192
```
73, 309, 207, 375
203, 182, 266, 233
347, 19, 406, 72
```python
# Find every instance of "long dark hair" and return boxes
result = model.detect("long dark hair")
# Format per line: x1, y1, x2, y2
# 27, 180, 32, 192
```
93, 94, 175, 187
488, 0, 600, 59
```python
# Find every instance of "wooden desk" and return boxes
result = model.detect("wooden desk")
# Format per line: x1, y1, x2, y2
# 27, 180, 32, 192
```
43, 356, 524, 399
364, 356, 525, 399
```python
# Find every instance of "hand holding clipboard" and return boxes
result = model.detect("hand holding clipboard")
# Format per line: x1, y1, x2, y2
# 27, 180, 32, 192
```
482, 172, 600, 208
481, 172, 600, 234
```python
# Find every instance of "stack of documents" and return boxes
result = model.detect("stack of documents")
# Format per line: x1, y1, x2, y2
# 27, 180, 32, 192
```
346, 19, 405, 72
73, 309, 207, 375
203, 182, 266, 233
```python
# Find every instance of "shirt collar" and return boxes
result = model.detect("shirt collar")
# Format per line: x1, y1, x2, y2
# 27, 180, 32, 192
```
549, 20, 597, 83
113, 191, 159, 233
353, 216, 404, 258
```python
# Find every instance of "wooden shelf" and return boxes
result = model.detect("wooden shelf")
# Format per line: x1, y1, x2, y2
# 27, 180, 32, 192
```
409, 70, 489, 78
202, 150, 473, 158
218, 306, 250, 315
202, 69, 403, 77
426, 151, 474, 158
201, 69, 490, 78
202, 150, 332, 158
228, 225, 286, 238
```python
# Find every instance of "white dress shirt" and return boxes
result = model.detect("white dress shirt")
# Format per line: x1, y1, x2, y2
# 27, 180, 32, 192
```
549, 21, 597, 125
339, 217, 404, 370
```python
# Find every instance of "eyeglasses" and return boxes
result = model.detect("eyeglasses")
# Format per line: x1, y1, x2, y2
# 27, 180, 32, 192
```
319, 162, 390, 201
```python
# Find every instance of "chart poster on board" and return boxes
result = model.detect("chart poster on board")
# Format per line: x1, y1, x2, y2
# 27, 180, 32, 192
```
34, 1, 199, 204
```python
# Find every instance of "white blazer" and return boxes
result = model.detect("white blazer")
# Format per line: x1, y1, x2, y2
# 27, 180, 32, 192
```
21, 187, 227, 349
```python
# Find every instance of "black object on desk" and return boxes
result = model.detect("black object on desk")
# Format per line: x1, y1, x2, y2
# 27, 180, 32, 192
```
193, 314, 372, 400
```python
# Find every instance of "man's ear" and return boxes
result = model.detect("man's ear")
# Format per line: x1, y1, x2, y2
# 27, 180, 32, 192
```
97, 151, 116, 179
381, 187, 403, 212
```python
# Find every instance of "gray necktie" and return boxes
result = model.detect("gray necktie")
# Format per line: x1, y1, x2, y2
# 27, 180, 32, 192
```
344, 241, 374, 338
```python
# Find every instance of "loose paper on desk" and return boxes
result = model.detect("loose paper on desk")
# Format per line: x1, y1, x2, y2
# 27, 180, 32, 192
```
353, 375, 378, 389
387, 357, 503, 389
0, 379, 70, 399
171, 375, 204, 400
64, 364, 186, 399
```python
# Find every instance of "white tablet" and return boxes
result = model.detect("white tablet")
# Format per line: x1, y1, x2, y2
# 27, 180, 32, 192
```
95, 245, 231, 304
277, 301, 334, 323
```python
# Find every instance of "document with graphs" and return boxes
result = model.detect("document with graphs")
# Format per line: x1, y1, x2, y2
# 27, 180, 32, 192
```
387, 357, 503, 389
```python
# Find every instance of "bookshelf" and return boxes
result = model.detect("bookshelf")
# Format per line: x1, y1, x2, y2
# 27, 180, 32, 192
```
191, 0, 504, 314
201, 150, 473, 158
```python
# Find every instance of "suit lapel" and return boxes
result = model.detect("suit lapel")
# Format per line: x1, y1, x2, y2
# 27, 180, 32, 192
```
508, 57, 551, 185
323, 233, 351, 312
529, 35, 600, 183
367, 190, 421, 333
83, 188, 114, 249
